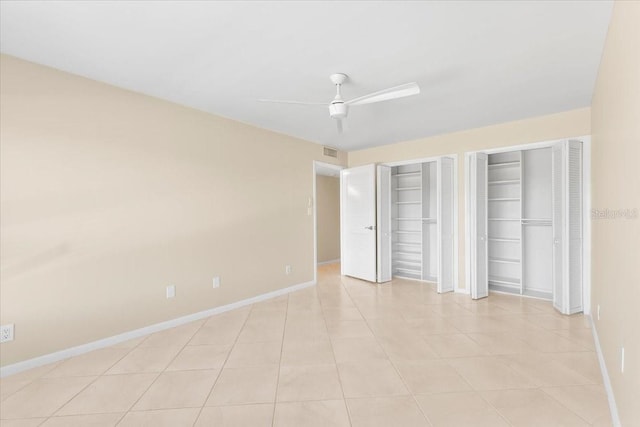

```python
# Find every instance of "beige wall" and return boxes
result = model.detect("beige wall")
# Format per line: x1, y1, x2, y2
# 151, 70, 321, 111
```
316, 175, 340, 263
0, 55, 346, 366
348, 108, 591, 290
591, 2, 640, 425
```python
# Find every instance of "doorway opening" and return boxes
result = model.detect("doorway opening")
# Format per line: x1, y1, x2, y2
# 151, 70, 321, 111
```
313, 161, 344, 283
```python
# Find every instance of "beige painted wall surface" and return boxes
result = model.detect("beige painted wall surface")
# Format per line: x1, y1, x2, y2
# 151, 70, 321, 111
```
0, 55, 346, 366
591, 2, 640, 425
316, 175, 340, 263
348, 108, 591, 290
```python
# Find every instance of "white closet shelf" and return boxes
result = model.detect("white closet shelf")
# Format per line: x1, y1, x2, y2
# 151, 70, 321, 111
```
488, 237, 520, 242
489, 257, 520, 264
489, 282, 521, 290
396, 217, 423, 221
488, 276, 521, 285
393, 251, 421, 256
394, 242, 421, 247
395, 267, 421, 274
393, 172, 421, 177
395, 201, 421, 205
488, 161, 520, 168
394, 260, 421, 266
488, 179, 520, 185
489, 198, 520, 202
395, 187, 421, 191
521, 218, 552, 225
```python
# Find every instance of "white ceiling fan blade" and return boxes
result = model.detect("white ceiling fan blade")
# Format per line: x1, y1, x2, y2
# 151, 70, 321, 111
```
257, 99, 327, 106
346, 82, 420, 106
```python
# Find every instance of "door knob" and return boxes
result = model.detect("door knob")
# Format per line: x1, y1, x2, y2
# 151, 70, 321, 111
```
364, 226, 376, 230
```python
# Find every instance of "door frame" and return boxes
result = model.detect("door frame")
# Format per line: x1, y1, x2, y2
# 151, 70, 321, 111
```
380, 154, 459, 289
313, 161, 345, 284
464, 136, 592, 314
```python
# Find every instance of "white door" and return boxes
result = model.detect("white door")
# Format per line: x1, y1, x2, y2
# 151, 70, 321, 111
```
470, 153, 489, 299
377, 165, 392, 283
437, 157, 455, 293
340, 164, 377, 282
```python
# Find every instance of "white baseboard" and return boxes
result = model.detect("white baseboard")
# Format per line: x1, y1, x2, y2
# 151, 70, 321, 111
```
0, 279, 316, 378
317, 258, 340, 266
454, 286, 470, 294
590, 315, 621, 427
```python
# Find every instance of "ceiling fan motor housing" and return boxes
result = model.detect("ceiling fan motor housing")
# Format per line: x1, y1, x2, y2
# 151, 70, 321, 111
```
329, 101, 347, 119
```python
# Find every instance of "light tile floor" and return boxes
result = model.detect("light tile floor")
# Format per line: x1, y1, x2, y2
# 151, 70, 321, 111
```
0, 263, 612, 426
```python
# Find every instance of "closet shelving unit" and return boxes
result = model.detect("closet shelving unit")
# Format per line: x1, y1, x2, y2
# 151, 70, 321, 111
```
485, 148, 555, 300
470, 140, 583, 313
377, 156, 455, 292
389, 162, 439, 282
520, 148, 554, 299
487, 151, 523, 295
391, 164, 426, 280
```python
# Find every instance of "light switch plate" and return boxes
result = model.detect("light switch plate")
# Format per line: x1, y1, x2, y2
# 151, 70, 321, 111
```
166, 285, 176, 299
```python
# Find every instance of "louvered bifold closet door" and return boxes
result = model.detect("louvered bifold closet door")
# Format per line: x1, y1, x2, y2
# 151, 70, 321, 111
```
552, 141, 584, 314
437, 157, 455, 293
471, 153, 489, 299
552, 144, 566, 312
377, 165, 392, 283
567, 141, 583, 314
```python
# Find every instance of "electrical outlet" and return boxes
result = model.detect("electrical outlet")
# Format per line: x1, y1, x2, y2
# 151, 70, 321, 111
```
166, 285, 176, 299
285, 265, 292, 275
0, 324, 14, 343
212, 276, 220, 289
597, 305, 600, 320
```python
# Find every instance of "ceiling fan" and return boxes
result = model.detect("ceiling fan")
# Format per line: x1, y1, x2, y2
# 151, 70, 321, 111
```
258, 73, 420, 133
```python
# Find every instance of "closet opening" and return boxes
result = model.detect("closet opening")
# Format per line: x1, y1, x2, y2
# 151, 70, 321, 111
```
466, 137, 591, 315
338, 155, 458, 293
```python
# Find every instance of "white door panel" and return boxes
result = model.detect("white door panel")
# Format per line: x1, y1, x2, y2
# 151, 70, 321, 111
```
470, 153, 489, 299
552, 140, 584, 314
377, 165, 392, 283
438, 157, 455, 293
340, 164, 377, 282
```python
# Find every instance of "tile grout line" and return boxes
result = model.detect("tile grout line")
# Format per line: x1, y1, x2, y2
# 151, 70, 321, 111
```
191, 307, 253, 427
40, 332, 150, 424
431, 298, 520, 426
0, 362, 63, 405
319, 276, 354, 427
539, 385, 602, 425
112, 320, 207, 426
270, 295, 289, 427
338, 276, 434, 426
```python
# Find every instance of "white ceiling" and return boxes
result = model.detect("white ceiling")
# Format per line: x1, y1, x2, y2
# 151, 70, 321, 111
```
0, 1, 612, 151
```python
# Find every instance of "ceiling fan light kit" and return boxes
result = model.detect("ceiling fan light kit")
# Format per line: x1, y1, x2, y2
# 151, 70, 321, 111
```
259, 73, 420, 133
